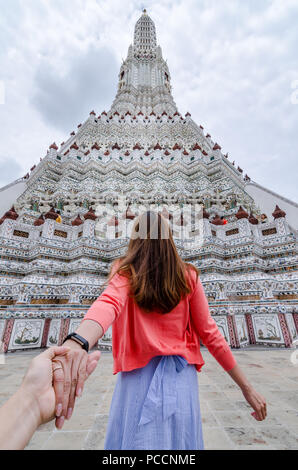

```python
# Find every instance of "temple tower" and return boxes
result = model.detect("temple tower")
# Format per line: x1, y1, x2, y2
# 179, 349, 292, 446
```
0, 10, 297, 352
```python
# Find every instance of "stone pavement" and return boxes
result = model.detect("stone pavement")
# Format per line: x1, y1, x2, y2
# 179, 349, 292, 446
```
0, 347, 297, 450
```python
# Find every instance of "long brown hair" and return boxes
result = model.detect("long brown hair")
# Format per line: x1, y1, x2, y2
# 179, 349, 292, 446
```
108, 210, 199, 313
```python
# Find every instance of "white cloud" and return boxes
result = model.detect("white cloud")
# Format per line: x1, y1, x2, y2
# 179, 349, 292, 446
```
0, 157, 23, 186
31, 46, 118, 131
0, 0, 297, 202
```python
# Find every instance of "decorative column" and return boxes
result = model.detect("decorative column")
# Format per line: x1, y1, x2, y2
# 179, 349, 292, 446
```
83, 219, 95, 238
70, 216, 84, 240
235, 206, 250, 236
227, 315, 239, 348
248, 212, 260, 239
41, 318, 51, 348
0, 219, 15, 239
275, 218, 289, 236
237, 218, 251, 236
278, 313, 292, 347
293, 313, 298, 334
31, 226, 43, 240
41, 218, 55, 239
272, 205, 289, 236
2, 319, 14, 353
201, 208, 212, 238
68, 287, 81, 304
16, 286, 31, 304
58, 319, 70, 346
245, 314, 256, 344
83, 207, 97, 237
0, 320, 6, 355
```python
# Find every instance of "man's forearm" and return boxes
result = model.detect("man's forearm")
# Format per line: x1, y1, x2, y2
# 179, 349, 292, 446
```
0, 387, 41, 450
63, 319, 104, 350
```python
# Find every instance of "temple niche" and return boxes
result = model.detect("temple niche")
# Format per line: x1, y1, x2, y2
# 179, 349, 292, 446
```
0, 10, 297, 352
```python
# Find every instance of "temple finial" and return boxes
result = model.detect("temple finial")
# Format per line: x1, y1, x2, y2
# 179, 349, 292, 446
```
134, 9, 157, 54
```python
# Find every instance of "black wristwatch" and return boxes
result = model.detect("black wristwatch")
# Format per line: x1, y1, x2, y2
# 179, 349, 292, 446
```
63, 333, 89, 352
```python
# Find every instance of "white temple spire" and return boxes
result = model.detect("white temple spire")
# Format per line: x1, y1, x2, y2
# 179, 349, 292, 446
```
133, 9, 157, 56
110, 10, 178, 115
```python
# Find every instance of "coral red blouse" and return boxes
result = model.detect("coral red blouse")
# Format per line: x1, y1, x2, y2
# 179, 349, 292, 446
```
83, 264, 237, 375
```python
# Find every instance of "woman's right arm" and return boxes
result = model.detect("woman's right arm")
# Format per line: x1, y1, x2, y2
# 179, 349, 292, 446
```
189, 276, 237, 372
226, 364, 267, 420
189, 276, 267, 421
52, 267, 130, 427
62, 320, 104, 352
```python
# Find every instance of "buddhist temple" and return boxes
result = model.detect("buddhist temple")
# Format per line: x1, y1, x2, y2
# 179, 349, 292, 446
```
0, 10, 297, 352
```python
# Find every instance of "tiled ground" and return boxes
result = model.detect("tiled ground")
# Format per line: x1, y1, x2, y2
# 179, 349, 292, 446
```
0, 347, 297, 450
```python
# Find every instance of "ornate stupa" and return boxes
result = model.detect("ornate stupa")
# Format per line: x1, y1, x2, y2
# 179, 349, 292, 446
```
0, 10, 297, 352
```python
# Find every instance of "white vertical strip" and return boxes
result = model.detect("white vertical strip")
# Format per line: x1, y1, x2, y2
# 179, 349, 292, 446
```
0, 81, 5, 104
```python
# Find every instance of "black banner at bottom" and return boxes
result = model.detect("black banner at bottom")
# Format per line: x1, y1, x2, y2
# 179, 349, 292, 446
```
0, 449, 295, 464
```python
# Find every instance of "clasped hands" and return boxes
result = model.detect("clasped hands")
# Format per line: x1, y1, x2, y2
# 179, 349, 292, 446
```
21, 342, 101, 431
51, 340, 101, 429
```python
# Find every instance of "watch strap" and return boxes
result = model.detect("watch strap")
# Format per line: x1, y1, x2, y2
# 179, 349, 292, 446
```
63, 333, 89, 352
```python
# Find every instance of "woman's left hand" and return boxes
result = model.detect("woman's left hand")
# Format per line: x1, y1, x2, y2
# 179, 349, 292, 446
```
21, 346, 71, 425
21, 346, 101, 427
51, 341, 101, 429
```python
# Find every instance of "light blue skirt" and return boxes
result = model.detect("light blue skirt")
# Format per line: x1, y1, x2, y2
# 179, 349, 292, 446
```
104, 355, 205, 450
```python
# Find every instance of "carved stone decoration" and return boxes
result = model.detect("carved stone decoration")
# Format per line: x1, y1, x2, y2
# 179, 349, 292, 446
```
252, 314, 283, 344
278, 313, 292, 347
213, 316, 230, 345
98, 325, 112, 351
248, 212, 259, 225
235, 206, 249, 219
284, 313, 298, 343
46, 319, 62, 347
2, 319, 14, 353
0, 320, 6, 348
235, 315, 249, 346
272, 205, 286, 219
245, 314, 256, 345
68, 319, 82, 335
8, 319, 44, 350
41, 318, 51, 348
227, 315, 239, 348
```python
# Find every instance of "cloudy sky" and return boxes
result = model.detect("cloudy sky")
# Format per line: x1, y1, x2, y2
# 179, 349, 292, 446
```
1, 0, 297, 201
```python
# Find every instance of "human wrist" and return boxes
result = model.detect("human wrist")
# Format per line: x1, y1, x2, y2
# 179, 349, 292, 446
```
0, 386, 42, 449
227, 364, 254, 393
16, 385, 42, 428
63, 338, 85, 350
240, 382, 254, 393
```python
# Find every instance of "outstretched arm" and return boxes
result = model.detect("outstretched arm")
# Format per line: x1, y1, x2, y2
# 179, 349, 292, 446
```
0, 346, 100, 450
226, 364, 267, 420
189, 276, 267, 421
189, 276, 237, 372
53, 266, 130, 428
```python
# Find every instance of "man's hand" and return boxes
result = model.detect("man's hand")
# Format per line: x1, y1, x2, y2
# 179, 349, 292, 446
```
0, 346, 73, 449
52, 340, 101, 429
21, 346, 71, 425
0, 346, 100, 450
